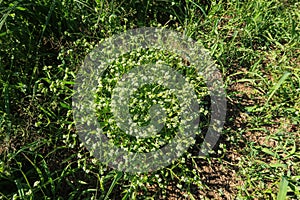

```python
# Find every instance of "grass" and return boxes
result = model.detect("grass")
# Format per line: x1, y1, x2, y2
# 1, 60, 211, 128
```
0, 0, 299, 199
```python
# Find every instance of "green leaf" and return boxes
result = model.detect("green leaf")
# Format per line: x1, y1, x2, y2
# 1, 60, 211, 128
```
104, 171, 123, 200
16, 6, 26, 11
60, 102, 71, 110
0, 32, 7, 37
262, 147, 276, 157
266, 72, 291, 105
277, 176, 289, 200
270, 163, 287, 169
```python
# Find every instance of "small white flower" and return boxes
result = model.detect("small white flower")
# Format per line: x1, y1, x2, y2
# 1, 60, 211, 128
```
33, 181, 40, 187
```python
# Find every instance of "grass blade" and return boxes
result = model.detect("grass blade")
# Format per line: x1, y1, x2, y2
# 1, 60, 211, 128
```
266, 72, 291, 105
104, 171, 123, 200
277, 176, 289, 200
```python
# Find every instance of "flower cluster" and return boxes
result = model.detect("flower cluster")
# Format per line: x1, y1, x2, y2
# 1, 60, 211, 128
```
94, 48, 210, 154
